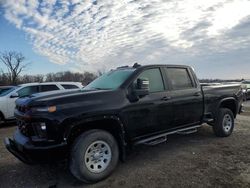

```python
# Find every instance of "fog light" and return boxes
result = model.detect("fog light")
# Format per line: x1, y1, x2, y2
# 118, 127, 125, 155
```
40, 123, 46, 130
32, 122, 47, 138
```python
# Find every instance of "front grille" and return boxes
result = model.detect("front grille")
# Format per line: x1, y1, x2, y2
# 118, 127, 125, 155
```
17, 120, 34, 136
16, 105, 29, 113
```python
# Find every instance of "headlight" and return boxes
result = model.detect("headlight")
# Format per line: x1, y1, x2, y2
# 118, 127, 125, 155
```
32, 106, 57, 113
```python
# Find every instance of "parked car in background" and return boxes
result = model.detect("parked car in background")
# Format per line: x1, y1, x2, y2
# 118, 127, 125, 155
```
0, 82, 83, 124
242, 80, 250, 100
0, 86, 15, 95
247, 90, 250, 100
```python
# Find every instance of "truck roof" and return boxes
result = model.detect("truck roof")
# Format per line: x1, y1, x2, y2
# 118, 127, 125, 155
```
19, 82, 82, 87
117, 63, 192, 70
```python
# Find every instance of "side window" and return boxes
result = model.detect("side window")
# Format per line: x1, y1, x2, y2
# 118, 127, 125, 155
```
40, 85, 59, 92
61, 84, 79, 89
17, 86, 39, 97
136, 68, 164, 92
166, 68, 194, 90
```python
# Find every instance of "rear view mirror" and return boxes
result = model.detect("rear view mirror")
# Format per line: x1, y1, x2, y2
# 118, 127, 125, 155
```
10, 92, 19, 98
135, 78, 149, 97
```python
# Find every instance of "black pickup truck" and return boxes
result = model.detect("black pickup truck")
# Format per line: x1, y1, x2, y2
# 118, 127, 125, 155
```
5, 64, 243, 183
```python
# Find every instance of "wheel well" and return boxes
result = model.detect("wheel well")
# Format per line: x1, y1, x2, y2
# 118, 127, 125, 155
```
67, 119, 127, 161
220, 100, 237, 117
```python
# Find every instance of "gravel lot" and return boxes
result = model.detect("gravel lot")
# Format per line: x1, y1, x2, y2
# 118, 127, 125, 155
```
0, 102, 250, 188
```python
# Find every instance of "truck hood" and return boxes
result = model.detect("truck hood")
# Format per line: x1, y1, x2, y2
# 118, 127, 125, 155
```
15, 88, 124, 110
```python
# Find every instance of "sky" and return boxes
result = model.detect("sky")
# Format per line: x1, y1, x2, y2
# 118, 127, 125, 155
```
0, 0, 250, 79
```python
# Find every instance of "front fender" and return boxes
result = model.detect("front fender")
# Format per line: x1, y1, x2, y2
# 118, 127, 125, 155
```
63, 115, 128, 161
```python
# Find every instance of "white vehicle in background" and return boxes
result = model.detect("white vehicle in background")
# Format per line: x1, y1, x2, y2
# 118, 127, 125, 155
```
242, 80, 250, 100
0, 82, 83, 123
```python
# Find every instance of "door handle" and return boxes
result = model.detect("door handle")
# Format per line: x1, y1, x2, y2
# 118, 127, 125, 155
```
193, 92, 201, 96
161, 96, 171, 101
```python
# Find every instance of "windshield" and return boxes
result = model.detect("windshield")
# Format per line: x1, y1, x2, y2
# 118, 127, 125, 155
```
0, 87, 17, 97
84, 69, 135, 90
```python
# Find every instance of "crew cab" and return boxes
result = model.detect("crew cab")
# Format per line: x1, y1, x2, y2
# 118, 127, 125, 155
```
5, 64, 243, 183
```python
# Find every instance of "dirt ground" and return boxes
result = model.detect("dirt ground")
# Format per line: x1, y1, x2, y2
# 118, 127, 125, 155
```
0, 102, 250, 188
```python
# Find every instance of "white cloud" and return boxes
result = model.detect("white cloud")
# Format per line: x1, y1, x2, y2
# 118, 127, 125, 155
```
2, 0, 250, 74
4, 11, 23, 29
207, 0, 250, 35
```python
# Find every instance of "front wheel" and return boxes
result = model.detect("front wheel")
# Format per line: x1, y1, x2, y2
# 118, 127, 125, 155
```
213, 108, 234, 137
69, 129, 119, 183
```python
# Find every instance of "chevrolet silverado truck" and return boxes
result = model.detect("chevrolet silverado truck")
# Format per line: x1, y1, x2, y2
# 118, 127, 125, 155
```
4, 64, 243, 183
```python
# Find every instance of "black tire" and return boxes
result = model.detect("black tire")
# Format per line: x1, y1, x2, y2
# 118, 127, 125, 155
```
213, 108, 234, 137
69, 129, 119, 183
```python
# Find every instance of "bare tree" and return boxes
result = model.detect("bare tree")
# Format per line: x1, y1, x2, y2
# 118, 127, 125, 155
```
0, 51, 28, 84
44, 71, 97, 85
20, 74, 44, 83
0, 69, 10, 86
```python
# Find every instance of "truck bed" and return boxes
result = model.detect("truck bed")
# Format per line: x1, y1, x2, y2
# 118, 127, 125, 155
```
202, 84, 243, 120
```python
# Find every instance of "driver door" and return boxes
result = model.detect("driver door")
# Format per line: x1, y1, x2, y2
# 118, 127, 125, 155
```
122, 68, 173, 139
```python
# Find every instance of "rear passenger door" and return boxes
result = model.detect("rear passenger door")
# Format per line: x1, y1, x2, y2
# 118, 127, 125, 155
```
164, 67, 203, 128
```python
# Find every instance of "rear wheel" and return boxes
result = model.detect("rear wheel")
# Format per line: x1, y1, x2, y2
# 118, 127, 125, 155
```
69, 129, 119, 183
213, 108, 234, 137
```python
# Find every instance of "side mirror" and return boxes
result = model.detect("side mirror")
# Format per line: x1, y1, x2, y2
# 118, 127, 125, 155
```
135, 78, 149, 97
10, 92, 19, 98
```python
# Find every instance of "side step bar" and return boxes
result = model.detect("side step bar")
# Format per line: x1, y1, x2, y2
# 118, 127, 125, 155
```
144, 136, 167, 146
134, 125, 201, 146
177, 128, 197, 135
203, 118, 214, 123
203, 113, 214, 123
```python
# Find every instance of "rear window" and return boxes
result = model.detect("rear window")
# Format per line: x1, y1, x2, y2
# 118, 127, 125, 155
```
61, 84, 79, 89
166, 68, 194, 90
40, 85, 59, 92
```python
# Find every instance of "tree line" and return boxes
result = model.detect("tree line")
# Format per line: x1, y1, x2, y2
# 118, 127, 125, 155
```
1, 51, 245, 86
0, 51, 97, 86
0, 71, 97, 86
199, 78, 244, 83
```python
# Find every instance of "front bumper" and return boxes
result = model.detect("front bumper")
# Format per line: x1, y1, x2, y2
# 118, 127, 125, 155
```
4, 137, 34, 164
4, 130, 68, 164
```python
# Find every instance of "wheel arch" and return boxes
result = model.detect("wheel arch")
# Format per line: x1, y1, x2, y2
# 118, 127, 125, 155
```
218, 97, 237, 118
65, 115, 128, 161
